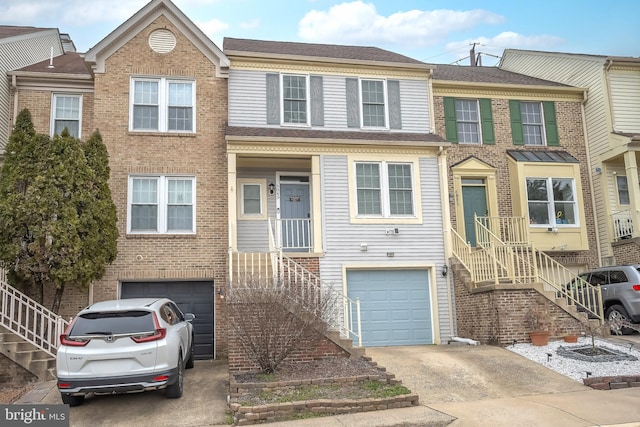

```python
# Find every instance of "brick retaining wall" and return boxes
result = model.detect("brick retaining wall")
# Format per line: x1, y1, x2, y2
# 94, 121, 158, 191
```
584, 375, 640, 390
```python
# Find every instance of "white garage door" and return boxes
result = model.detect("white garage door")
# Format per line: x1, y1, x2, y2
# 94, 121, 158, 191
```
347, 269, 433, 347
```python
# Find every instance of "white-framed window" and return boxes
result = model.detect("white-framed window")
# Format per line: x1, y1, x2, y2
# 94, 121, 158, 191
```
455, 99, 480, 144
238, 179, 267, 219
616, 175, 630, 205
526, 177, 577, 226
130, 77, 195, 132
355, 161, 414, 217
281, 74, 308, 125
128, 175, 195, 233
51, 94, 82, 138
360, 79, 388, 128
521, 102, 545, 146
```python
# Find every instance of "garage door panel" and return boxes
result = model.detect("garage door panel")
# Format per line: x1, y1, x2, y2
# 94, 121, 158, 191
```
347, 269, 432, 347
121, 281, 214, 359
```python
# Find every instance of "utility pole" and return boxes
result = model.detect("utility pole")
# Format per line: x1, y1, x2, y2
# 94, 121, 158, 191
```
470, 42, 479, 66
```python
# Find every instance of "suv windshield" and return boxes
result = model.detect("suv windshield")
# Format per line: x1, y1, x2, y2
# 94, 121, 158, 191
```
70, 310, 155, 335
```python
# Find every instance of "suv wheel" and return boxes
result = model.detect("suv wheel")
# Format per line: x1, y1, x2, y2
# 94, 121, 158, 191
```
606, 304, 634, 335
166, 354, 184, 399
61, 393, 84, 407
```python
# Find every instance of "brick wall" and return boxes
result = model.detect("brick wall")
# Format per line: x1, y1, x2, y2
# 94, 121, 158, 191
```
0, 354, 36, 390
611, 239, 640, 265
433, 96, 600, 271
453, 268, 584, 345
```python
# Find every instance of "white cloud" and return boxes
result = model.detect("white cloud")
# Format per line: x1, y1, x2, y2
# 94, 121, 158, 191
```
298, 1, 504, 47
240, 18, 261, 30
193, 18, 229, 46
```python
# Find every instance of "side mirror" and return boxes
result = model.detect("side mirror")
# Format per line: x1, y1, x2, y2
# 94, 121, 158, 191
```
185, 313, 196, 322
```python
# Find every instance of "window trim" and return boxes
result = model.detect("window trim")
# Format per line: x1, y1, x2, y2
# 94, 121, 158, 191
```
351, 158, 419, 222
359, 78, 389, 129
280, 73, 310, 126
455, 99, 482, 144
129, 77, 196, 133
127, 175, 196, 234
50, 93, 82, 138
526, 177, 579, 228
616, 175, 630, 206
238, 178, 267, 220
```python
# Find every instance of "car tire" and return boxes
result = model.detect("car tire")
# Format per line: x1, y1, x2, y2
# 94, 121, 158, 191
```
166, 354, 184, 399
61, 393, 84, 407
606, 304, 635, 335
186, 335, 195, 369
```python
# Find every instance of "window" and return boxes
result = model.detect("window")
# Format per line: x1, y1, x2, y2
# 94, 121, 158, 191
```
617, 175, 630, 205
526, 178, 577, 226
443, 97, 494, 144
131, 78, 194, 132
509, 100, 559, 146
360, 79, 387, 128
356, 162, 413, 217
455, 99, 480, 143
52, 94, 81, 138
521, 102, 544, 145
128, 176, 195, 233
282, 74, 307, 124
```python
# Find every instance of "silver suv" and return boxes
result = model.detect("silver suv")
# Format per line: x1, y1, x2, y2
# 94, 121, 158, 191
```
576, 265, 640, 334
56, 298, 195, 406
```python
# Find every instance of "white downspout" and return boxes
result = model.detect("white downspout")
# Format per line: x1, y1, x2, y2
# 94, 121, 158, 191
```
438, 144, 457, 337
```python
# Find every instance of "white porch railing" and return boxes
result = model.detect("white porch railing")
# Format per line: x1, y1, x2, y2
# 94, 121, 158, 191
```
611, 210, 634, 240
274, 218, 313, 251
452, 218, 604, 321
0, 270, 69, 357
476, 215, 529, 245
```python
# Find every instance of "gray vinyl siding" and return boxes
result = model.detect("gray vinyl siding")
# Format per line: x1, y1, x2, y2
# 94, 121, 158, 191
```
500, 51, 611, 258
228, 69, 432, 133
0, 29, 63, 151
228, 69, 267, 126
318, 155, 451, 341
609, 71, 640, 133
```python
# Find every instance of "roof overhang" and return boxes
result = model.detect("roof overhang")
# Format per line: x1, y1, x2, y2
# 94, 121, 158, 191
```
432, 80, 587, 101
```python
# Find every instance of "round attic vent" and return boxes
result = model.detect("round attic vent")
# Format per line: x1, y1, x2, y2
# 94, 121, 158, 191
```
149, 29, 176, 54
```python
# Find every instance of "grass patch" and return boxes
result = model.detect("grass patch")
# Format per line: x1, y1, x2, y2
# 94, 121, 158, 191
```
240, 380, 410, 406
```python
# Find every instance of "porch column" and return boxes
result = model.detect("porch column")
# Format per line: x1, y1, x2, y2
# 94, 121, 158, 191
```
311, 155, 323, 253
228, 153, 237, 251
623, 151, 640, 238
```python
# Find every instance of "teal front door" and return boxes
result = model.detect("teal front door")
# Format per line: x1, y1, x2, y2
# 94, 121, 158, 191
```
280, 182, 311, 251
462, 181, 488, 247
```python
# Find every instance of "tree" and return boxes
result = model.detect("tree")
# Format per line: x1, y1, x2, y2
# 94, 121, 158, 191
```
0, 110, 118, 312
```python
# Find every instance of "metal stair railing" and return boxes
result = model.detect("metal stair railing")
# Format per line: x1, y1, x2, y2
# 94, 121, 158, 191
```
0, 270, 69, 357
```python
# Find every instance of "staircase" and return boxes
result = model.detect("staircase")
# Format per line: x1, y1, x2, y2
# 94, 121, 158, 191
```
452, 216, 604, 326
0, 272, 69, 381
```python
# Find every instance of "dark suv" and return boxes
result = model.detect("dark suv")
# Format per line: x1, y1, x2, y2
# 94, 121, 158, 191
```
576, 265, 640, 334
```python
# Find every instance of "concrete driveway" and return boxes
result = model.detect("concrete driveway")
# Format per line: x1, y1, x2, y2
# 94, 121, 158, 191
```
32, 360, 229, 427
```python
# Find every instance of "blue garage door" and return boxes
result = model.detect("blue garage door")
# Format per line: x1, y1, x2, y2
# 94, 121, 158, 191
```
347, 269, 432, 347
121, 281, 214, 359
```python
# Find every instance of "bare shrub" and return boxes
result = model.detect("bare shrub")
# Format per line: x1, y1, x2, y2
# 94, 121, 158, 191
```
227, 276, 341, 373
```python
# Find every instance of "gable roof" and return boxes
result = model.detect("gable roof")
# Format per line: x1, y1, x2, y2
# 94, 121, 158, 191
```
84, 0, 229, 77
432, 64, 568, 87
223, 37, 429, 69
0, 26, 53, 41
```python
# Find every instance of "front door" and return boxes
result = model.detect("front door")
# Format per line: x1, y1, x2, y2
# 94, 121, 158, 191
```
462, 179, 488, 247
279, 181, 311, 251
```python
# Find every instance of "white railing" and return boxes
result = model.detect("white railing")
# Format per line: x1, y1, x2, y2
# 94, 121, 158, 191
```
451, 219, 603, 321
476, 215, 529, 245
228, 250, 362, 347
0, 271, 69, 357
274, 218, 313, 251
612, 210, 634, 240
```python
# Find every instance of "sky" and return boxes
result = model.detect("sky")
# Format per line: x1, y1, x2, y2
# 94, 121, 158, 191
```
1, 0, 639, 67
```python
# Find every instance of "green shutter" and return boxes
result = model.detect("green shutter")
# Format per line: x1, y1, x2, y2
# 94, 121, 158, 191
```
479, 99, 494, 145
543, 101, 559, 146
443, 97, 458, 143
509, 100, 524, 145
